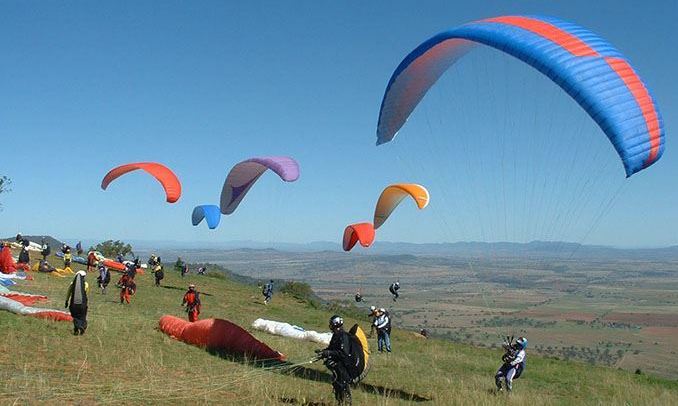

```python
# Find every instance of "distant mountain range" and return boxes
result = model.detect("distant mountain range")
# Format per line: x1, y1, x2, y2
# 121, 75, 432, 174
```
1, 235, 64, 248
132, 239, 678, 262
7, 235, 678, 261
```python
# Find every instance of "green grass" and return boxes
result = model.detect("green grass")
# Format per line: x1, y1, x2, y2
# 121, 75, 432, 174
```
1, 253, 677, 405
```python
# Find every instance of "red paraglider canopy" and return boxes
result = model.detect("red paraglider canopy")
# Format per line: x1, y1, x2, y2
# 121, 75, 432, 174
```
158, 315, 286, 361
101, 162, 182, 203
343, 223, 376, 252
0, 293, 47, 306
0, 246, 17, 274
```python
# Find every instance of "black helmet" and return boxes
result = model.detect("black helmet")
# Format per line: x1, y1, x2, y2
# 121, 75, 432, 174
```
329, 315, 344, 329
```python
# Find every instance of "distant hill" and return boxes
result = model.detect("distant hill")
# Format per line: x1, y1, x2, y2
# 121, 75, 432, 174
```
1, 234, 64, 248
134, 239, 678, 262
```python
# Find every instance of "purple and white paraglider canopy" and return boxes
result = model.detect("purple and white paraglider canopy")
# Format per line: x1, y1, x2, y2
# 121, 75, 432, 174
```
220, 156, 300, 215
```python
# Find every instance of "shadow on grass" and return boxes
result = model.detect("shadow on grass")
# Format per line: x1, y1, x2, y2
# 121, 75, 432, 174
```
206, 349, 432, 402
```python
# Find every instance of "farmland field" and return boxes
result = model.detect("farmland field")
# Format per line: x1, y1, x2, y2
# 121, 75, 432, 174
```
155, 247, 678, 379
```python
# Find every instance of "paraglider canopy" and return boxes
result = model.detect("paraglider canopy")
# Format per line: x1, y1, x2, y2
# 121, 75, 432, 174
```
192, 205, 221, 229
343, 223, 375, 252
101, 162, 182, 203
373, 184, 430, 230
376, 15, 664, 177
220, 156, 300, 215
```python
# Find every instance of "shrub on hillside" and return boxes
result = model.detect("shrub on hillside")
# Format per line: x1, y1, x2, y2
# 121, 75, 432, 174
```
90, 240, 134, 258
279, 281, 320, 307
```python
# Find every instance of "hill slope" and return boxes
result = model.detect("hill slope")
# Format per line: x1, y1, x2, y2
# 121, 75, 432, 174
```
1, 252, 677, 405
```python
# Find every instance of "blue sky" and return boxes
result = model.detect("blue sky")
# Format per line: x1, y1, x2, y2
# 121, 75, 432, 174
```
0, 1, 676, 247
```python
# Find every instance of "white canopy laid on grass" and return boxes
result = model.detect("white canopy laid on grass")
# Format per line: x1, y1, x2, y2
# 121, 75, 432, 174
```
0, 296, 72, 321
252, 318, 332, 346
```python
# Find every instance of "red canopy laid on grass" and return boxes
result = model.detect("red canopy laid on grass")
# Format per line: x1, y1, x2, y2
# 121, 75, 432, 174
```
159, 315, 285, 361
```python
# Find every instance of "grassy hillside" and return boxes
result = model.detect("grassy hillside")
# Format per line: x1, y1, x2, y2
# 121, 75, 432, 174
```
1, 252, 677, 405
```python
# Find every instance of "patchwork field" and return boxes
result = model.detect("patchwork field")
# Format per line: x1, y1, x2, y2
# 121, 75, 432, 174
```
160, 249, 678, 380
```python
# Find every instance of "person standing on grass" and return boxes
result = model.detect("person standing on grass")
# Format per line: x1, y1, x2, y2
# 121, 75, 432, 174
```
495, 336, 527, 393
41, 242, 51, 261
262, 280, 273, 305
316, 315, 354, 405
87, 251, 97, 273
97, 264, 111, 294
63, 248, 72, 269
368, 306, 378, 338
374, 308, 392, 353
153, 264, 164, 287
117, 273, 136, 304
182, 284, 201, 322
16, 234, 30, 265
65, 270, 89, 335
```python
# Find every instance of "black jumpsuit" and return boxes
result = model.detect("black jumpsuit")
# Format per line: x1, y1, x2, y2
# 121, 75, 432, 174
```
66, 274, 88, 335
323, 330, 353, 403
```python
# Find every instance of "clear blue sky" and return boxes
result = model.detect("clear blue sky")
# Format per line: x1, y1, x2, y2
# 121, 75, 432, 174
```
0, 1, 676, 247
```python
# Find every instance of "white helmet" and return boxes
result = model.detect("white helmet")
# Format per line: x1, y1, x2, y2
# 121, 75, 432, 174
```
76, 270, 87, 277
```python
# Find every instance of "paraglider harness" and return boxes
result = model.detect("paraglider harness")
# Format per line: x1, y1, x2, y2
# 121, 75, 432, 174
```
389, 282, 400, 301
154, 265, 165, 285
117, 275, 136, 295
262, 283, 273, 298
125, 259, 140, 279
184, 291, 201, 313
38, 260, 56, 273
500, 336, 525, 379
16, 236, 30, 264
315, 324, 369, 385
41, 243, 51, 259
148, 255, 160, 268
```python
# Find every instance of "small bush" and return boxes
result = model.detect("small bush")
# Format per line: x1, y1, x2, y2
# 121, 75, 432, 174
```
279, 281, 320, 306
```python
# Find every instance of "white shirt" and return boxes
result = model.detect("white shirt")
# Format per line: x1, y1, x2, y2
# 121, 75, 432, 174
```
374, 314, 389, 329
510, 349, 526, 366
